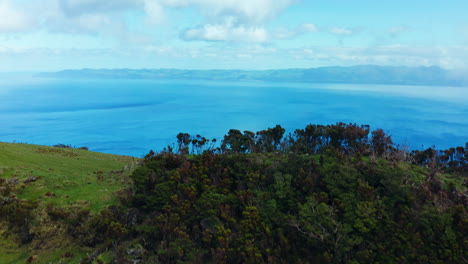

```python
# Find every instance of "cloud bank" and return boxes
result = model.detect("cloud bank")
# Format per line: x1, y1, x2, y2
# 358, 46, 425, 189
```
143, 0, 294, 24
0, 0, 32, 32
0, 0, 466, 71
182, 23, 268, 43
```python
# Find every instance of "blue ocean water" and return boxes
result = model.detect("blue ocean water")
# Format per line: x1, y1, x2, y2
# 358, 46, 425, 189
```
0, 76, 467, 157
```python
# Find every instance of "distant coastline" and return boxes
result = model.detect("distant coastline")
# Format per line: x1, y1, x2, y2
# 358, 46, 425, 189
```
37, 65, 467, 87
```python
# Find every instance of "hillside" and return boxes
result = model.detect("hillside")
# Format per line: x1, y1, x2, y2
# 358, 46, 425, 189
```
37, 65, 468, 87
0, 123, 466, 263
0, 142, 139, 263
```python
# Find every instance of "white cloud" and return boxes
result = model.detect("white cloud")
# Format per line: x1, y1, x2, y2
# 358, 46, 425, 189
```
4, 0, 293, 44
143, 0, 166, 24
196, 0, 293, 24
54, 0, 294, 26
58, 0, 139, 16
0, 0, 297, 46
43, 1, 152, 43
237, 53, 253, 59
74, 14, 112, 32
388, 25, 409, 38
273, 27, 296, 39
183, 22, 268, 43
272, 23, 319, 40
301, 23, 318, 33
291, 45, 468, 70
142, 0, 293, 24
38, 0, 295, 26
2, 0, 467, 72
45, 11, 114, 35
0, 0, 32, 33
328, 26, 354, 36
0, 45, 28, 54
388, 26, 407, 34
2, 43, 468, 72
144, 0, 294, 43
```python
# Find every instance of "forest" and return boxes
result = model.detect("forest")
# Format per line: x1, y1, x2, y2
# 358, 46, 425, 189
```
1, 123, 467, 263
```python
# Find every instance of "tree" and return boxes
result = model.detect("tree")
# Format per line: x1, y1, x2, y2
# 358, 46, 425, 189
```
290, 197, 352, 262
370, 129, 393, 158
255, 125, 285, 152
221, 129, 244, 153
177, 133, 191, 154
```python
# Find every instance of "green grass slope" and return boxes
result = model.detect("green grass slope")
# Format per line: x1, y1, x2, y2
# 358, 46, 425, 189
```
0, 142, 138, 212
0, 142, 139, 264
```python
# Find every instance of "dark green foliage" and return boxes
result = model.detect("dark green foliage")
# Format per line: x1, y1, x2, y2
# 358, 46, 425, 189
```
413, 145, 468, 175
1, 123, 466, 263
0, 178, 38, 244
125, 141, 467, 263
222, 129, 255, 153
53, 143, 89, 150
255, 125, 286, 152
43, 203, 129, 248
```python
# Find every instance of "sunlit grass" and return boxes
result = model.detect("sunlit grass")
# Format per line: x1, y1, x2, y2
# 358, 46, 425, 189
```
0, 142, 140, 263
0, 142, 139, 213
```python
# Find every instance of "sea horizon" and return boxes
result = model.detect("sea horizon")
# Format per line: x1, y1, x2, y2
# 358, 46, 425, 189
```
1, 76, 466, 157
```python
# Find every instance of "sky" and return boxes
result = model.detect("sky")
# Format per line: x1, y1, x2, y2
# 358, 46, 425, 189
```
0, 0, 467, 71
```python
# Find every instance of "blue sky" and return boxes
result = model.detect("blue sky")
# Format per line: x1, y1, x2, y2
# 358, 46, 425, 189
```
0, 0, 467, 71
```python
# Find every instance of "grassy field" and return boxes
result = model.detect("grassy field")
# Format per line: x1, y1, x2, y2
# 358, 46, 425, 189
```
0, 142, 139, 264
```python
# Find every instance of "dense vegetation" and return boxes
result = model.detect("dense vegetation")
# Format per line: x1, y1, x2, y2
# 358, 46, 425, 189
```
0, 123, 466, 263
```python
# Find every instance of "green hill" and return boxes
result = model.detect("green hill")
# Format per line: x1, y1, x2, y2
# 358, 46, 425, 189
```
0, 123, 466, 263
0, 142, 139, 263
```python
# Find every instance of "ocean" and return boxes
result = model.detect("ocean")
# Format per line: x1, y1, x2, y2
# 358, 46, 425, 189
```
0, 76, 467, 157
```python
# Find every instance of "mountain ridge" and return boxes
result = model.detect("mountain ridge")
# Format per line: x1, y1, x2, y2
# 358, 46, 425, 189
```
37, 65, 468, 87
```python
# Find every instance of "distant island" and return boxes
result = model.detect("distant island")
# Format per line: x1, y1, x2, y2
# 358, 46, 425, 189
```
37, 65, 467, 87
